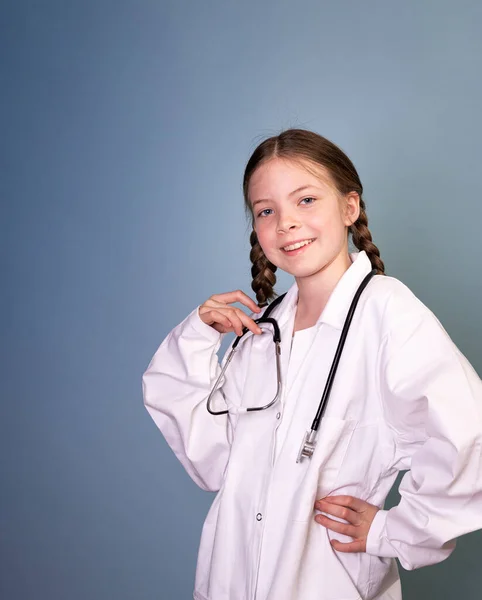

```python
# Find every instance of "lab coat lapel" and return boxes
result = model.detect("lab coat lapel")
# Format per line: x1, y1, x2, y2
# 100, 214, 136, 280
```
284, 326, 320, 399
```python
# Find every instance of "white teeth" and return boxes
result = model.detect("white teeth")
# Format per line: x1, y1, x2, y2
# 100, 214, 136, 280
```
282, 239, 314, 252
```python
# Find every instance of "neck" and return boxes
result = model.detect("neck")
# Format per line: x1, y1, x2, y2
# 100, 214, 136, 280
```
294, 251, 353, 322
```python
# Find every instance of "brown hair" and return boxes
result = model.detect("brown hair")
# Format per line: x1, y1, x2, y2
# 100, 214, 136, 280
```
243, 128, 385, 306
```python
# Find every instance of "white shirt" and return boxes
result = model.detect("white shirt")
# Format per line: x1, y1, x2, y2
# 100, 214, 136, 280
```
142, 251, 482, 600
274, 325, 318, 461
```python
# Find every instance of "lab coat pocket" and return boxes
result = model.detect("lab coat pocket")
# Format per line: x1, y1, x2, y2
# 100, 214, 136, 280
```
291, 417, 357, 523
267, 518, 363, 600
329, 418, 390, 501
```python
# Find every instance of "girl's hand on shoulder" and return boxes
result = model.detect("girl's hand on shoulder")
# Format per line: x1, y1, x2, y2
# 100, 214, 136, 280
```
199, 290, 263, 337
314, 495, 380, 553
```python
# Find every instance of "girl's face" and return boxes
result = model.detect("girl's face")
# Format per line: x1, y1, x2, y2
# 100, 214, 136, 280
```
248, 157, 360, 280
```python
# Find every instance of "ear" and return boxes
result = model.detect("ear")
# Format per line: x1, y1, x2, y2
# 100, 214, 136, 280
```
343, 192, 360, 226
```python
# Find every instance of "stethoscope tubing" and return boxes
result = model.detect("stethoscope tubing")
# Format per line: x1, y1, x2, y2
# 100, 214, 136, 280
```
310, 268, 377, 433
206, 317, 282, 415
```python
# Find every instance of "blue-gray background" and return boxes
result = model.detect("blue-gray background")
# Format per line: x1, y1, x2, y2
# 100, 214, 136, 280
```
2, 1, 481, 599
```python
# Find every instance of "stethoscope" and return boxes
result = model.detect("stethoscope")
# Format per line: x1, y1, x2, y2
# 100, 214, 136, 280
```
206, 268, 377, 463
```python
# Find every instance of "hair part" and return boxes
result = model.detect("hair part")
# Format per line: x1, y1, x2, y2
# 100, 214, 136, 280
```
243, 128, 385, 306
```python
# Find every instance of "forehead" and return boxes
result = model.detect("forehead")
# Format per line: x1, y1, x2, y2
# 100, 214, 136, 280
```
248, 157, 336, 201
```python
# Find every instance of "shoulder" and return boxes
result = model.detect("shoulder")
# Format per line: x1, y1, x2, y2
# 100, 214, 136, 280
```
367, 274, 426, 311
363, 274, 442, 340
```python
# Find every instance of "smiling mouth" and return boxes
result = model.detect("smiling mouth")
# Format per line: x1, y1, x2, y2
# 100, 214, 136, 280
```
281, 238, 316, 252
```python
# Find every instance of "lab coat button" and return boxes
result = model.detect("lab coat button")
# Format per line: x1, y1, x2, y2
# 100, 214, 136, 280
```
256, 513, 263, 521
276, 412, 281, 419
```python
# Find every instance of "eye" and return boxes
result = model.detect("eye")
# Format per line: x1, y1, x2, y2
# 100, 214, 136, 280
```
257, 208, 273, 218
300, 196, 315, 205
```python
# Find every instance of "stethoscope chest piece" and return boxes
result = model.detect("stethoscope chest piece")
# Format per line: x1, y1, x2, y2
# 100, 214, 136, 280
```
296, 429, 317, 463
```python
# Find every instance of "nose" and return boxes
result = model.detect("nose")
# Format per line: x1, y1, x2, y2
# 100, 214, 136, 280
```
277, 210, 301, 234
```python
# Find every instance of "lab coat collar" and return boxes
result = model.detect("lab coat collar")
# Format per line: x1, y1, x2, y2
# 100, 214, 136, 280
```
275, 251, 374, 331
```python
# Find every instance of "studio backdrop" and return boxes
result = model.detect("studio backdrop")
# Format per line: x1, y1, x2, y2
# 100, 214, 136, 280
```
2, 1, 481, 599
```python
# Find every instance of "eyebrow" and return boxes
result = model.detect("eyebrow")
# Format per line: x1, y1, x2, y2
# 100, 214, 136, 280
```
251, 185, 315, 208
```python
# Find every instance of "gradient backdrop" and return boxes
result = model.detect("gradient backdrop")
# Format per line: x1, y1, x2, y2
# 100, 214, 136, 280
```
2, 1, 482, 599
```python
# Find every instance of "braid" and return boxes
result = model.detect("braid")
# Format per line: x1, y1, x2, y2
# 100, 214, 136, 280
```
249, 230, 278, 307
350, 198, 385, 275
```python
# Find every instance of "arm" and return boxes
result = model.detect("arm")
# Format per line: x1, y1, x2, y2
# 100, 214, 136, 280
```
142, 306, 251, 492
366, 305, 482, 570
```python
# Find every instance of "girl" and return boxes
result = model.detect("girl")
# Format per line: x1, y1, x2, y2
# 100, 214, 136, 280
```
142, 129, 482, 600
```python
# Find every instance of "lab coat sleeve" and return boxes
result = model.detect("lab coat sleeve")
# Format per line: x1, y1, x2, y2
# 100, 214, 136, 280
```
365, 304, 482, 570
142, 306, 250, 492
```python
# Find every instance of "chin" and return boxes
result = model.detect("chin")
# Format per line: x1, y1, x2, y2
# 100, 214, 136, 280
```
283, 264, 323, 278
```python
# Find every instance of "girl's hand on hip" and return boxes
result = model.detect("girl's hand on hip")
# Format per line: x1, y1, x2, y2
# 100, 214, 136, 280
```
314, 495, 379, 553
199, 290, 262, 337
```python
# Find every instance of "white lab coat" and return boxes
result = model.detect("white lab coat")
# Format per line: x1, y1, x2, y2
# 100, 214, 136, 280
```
142, 251, 482, 600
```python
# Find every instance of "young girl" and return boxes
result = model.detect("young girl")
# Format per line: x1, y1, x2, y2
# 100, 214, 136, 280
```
142, 129, 482, 600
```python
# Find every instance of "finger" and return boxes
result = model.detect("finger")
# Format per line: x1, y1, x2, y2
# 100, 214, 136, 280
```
201, 309, 246, 337
200, 306, 262, 336
201, 309, 236, 334
213, 309, 251, 337
315, 500, 360, 525
314, 514, 358, 538
229, 310, 248, 337
330, 538, 365, 553
203, 297, 244, 310
318, 495, 365, 512
218, 308, 261, 337
232, 308, 263, 335
211, 290, 261, 314
203, 300, 262, 326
